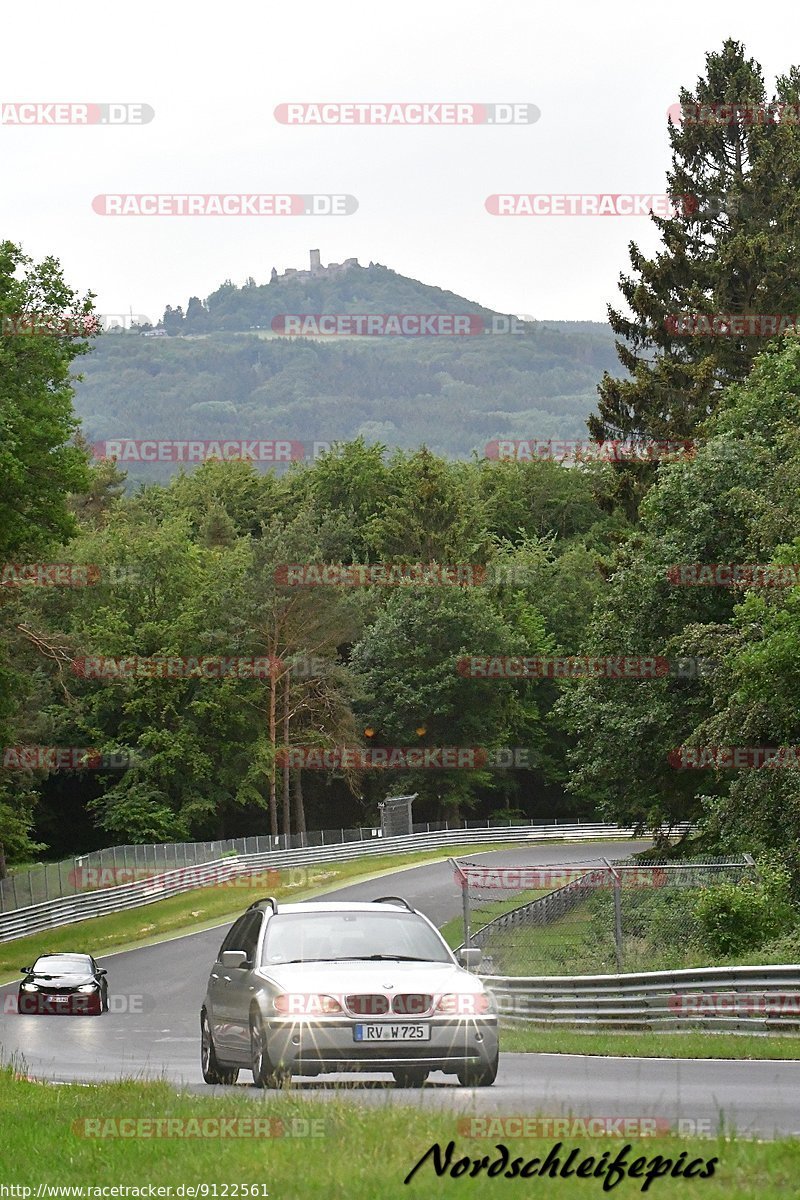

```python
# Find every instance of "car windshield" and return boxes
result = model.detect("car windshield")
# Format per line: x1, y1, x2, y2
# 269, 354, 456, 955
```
260, 911, 453, 965
31, 956, 92, 975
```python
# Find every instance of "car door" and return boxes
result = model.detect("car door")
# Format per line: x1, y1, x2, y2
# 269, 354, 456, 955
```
208, 915, 252, 1055
222, 911, 264, 1061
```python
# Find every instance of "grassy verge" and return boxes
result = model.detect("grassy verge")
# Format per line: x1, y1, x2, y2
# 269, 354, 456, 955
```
500, 1027, 800, 1059
0, 1068, 797, 1195
439, 888, 550, 949
0, 841, 523, 982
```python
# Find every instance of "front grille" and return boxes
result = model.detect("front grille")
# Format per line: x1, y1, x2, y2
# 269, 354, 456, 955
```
345, 994, 390, 1016
392, 994, 433, 1016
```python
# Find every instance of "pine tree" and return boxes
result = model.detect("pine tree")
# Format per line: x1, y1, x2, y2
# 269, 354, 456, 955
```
590, 40, 800, 507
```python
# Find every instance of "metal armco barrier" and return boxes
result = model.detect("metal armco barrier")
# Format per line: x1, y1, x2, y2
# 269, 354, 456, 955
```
485, 965, 800, 1030
0, 822, 648, 943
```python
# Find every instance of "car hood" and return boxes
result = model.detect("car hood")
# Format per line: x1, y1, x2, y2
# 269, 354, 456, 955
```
254, 960, 484, 995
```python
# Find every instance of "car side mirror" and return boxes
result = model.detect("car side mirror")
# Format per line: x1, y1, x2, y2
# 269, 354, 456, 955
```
96, 968, 108, 977
20, 966, 32, 974
457, 947, 482, 970
221, 950, 248, 969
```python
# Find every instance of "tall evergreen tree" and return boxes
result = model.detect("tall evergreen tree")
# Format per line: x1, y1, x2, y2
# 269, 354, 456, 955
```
590, 40, 800, 509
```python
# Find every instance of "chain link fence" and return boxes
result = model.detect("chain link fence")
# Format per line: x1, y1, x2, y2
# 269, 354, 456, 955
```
0, 815, 544, 913
453, 854, 754, 975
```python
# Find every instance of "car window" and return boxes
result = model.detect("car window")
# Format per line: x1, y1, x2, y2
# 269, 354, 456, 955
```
239, 912, 263, 962
219, 911, 262, 962
261, 911, 452, 965
219, 915, 250, 957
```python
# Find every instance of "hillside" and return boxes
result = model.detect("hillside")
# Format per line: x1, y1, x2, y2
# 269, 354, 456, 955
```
72, 259, 618, 477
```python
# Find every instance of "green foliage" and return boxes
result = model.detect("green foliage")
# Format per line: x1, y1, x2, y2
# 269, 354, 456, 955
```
71, 312, 618, 470
592, 39, 800, 511
693, 863, 795, 956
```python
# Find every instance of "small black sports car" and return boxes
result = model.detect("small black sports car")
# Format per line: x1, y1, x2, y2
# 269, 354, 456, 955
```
18, 952, 108, 1015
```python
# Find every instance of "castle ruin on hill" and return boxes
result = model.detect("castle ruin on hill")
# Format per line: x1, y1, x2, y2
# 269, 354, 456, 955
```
270, 249, 360, 283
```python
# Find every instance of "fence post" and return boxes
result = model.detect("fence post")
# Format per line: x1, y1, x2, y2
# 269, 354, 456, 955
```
603, 858, 623, 972
450, 859, 470, 949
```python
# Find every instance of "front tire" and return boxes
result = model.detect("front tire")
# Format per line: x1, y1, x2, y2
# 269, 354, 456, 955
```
201, 1011, 239, 1085
456, 1048, 498, 1087
392, 1067, 429, 1088
250, 1013, 290, 1089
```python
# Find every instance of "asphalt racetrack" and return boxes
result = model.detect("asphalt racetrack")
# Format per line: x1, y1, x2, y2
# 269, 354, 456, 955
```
2, 839, 799, 1138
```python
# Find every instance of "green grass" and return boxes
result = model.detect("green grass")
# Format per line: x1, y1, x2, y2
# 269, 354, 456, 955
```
0, 841, 523, 983
470, 883, 800, 977
500, 1027, 800, 1059
0, 1068, 797, 1195
439, 887, 550, 949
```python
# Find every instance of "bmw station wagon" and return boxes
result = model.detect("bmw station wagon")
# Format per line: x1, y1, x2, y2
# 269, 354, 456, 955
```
201, 897, 499, 1088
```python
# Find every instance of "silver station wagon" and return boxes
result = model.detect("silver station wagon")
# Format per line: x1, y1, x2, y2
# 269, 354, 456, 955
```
200, 896, 499, 1088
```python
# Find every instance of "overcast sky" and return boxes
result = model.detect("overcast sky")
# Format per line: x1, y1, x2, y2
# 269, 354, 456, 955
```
2, 2, 795, 323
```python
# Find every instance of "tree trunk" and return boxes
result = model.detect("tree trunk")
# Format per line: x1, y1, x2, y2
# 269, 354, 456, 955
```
282, 673, 291, 840
268, 660, 278, 838
293, 770, 307, 837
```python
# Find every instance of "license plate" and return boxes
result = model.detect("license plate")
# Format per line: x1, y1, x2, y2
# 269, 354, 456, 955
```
47, 996, 69, 1003
353, 1024, 430, 1042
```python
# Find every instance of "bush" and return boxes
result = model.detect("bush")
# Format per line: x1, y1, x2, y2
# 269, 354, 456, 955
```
693, 862, 795, 956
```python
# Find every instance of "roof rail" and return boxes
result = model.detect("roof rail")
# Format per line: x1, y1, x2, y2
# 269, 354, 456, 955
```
372, 895, 414, 911
247, 897, 279, 914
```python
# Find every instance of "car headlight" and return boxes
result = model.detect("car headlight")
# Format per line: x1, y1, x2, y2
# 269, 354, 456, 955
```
435, 992, 492, 1015
77, 984, 98, 993
20, 982, 37, 992
273, 993, 343, 1015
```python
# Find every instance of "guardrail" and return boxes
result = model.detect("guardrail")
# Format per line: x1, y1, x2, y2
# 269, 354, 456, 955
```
0, 822, 648, 943
485, 964, 800, 1030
